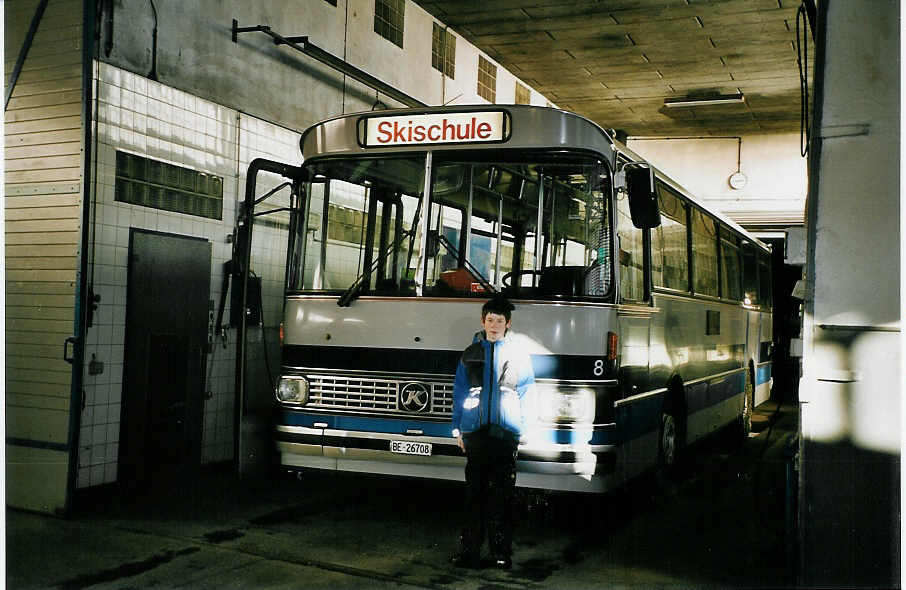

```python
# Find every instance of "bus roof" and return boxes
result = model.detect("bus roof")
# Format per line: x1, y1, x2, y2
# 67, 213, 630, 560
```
300, 104, 616, 164
299, 104, 769, 252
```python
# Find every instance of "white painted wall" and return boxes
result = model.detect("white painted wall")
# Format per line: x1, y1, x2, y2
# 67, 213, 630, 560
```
797, 1, 899, 586
627, 133, 807, 227
104, 0, 551, 128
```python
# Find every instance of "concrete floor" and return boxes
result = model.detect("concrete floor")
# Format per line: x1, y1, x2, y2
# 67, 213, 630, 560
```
7, 402, 798, 589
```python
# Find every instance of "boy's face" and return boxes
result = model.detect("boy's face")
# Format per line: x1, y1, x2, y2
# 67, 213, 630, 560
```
481, 312, 511, 342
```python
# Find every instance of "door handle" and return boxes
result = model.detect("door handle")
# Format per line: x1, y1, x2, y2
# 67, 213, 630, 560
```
63, 337, 77, 364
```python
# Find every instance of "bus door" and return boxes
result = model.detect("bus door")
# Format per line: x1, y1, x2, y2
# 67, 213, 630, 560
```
615, 188, 650, 394
742, 241, 762, 387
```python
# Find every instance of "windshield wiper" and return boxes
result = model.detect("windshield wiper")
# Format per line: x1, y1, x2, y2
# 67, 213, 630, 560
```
337, 227, 415, 307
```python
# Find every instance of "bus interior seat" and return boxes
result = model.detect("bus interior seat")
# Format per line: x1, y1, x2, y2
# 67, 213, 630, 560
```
539, 266, 585, 298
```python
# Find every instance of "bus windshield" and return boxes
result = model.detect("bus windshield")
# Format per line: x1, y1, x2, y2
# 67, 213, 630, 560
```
290, 151, 613, 301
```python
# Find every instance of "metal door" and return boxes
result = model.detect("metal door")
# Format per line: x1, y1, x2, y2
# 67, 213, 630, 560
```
120, 230, 211, 485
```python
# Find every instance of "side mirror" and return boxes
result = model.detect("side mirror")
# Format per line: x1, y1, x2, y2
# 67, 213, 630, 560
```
624, 164, 661, 229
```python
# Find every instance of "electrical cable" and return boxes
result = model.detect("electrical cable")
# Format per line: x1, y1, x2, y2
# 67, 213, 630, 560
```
796, 2, 812, 157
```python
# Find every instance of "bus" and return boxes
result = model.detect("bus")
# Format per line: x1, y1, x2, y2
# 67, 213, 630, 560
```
267, 105, 773, 493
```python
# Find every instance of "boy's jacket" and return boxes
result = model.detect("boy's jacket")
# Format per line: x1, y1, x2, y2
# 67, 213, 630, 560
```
452, 331, 535, 439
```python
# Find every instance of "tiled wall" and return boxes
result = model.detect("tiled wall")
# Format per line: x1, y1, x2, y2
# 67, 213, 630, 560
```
78, 62, 301, 488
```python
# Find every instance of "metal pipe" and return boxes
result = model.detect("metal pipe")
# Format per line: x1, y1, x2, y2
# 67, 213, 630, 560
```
148, 0, 158, 80
534, 176, 545, 286
232, 20, 425, 108
415, 152, 433, 296
5, 0, 49, 110
463, 167, 475, 267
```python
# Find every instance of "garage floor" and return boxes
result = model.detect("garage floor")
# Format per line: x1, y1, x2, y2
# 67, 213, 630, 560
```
7, 402, 798, 590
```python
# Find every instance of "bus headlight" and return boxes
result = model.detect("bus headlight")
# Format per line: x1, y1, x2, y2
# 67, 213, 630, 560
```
276, 376, 309, 404
537, 388, 595, 423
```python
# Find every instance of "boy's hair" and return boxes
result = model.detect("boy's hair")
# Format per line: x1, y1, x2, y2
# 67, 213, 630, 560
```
482, 295, 515, 320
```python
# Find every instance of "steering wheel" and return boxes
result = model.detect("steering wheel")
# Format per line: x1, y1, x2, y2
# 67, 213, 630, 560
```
501, 269, 544, 288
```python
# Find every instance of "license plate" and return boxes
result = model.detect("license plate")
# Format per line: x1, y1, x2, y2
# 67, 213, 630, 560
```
390, 440, 432, 456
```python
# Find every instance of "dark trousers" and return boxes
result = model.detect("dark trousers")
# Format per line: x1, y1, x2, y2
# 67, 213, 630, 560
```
460, 429, 518, 558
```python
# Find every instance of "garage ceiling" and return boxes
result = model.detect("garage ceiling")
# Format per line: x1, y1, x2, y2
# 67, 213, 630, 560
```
414, 0, 814, 137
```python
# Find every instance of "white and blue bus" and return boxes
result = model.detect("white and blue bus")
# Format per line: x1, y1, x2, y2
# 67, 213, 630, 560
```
272, 105, 773, 493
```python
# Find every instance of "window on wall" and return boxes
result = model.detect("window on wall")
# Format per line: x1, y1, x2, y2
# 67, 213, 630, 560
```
431, 23, 455, 78
324, 0, 337, 5
515, 82, 531, 105
374, 0, 405, 48
651, 185, 688, 291
477, 55, 497, 103
690, 208, 719, 297
115, 151, 223, 220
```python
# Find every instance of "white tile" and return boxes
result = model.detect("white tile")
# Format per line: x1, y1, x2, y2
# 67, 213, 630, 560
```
110, 343, 124, 364
134, 75, 148, 96
108, 386, 123, 405
114, 246, 129, 267
134, 113, 147, 134
92, 424, 107, 445
97, 323, 112, 345
79, 447, 91, 468
78, 468, 90, 489
90, 444, 105, 466
106, 422, 120, 442
122, 89, 134, 112
134, 93, 148, 116
104, 462, 118, 483
108, 362, 124, 384
90, 464, 105, 486
109, 403, 121, 423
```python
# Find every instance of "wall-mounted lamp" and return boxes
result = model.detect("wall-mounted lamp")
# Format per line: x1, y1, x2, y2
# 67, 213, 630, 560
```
664, 93, 745, 108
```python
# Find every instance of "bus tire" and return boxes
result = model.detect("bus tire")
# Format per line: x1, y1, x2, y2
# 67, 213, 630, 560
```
728, 363, 755, 447
658, 381, 686, 481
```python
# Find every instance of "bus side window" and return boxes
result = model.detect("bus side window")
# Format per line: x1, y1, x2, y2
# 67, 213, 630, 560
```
758, 252, 773, 308
616, 193, 645, 302
720, 227, 743, 301
691, 208, 719, 297
742, 241, 759, 305
651, 185, 689, 292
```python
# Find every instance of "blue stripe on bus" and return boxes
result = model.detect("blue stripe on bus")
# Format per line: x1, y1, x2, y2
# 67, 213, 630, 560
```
756, 363, 772, 385
280, 368, 751, 447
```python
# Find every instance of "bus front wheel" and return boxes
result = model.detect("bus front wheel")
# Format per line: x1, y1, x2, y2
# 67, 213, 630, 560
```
658, 411, 678, 470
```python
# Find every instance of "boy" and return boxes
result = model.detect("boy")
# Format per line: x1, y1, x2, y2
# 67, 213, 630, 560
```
450, 295, 535, 570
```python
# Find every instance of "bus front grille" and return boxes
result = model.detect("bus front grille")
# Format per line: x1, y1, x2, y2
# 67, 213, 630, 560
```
307, 374, 454, 417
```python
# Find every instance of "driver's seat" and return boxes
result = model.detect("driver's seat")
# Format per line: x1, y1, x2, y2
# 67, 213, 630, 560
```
538, 266, 585, 298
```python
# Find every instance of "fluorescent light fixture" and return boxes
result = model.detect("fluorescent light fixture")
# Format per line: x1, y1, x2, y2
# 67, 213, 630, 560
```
664, 93, 745, 107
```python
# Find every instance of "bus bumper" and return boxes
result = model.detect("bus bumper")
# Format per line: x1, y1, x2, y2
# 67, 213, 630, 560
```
275, 425, 617, 493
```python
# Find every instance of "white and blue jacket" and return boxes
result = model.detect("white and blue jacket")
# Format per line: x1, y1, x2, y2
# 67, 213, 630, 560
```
451, 331, 535, 440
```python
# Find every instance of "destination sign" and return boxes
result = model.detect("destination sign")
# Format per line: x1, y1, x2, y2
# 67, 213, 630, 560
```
362, 111, 506, 147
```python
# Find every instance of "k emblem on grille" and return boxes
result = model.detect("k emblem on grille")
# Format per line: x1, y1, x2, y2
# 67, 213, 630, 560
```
399, 382, 430, 413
